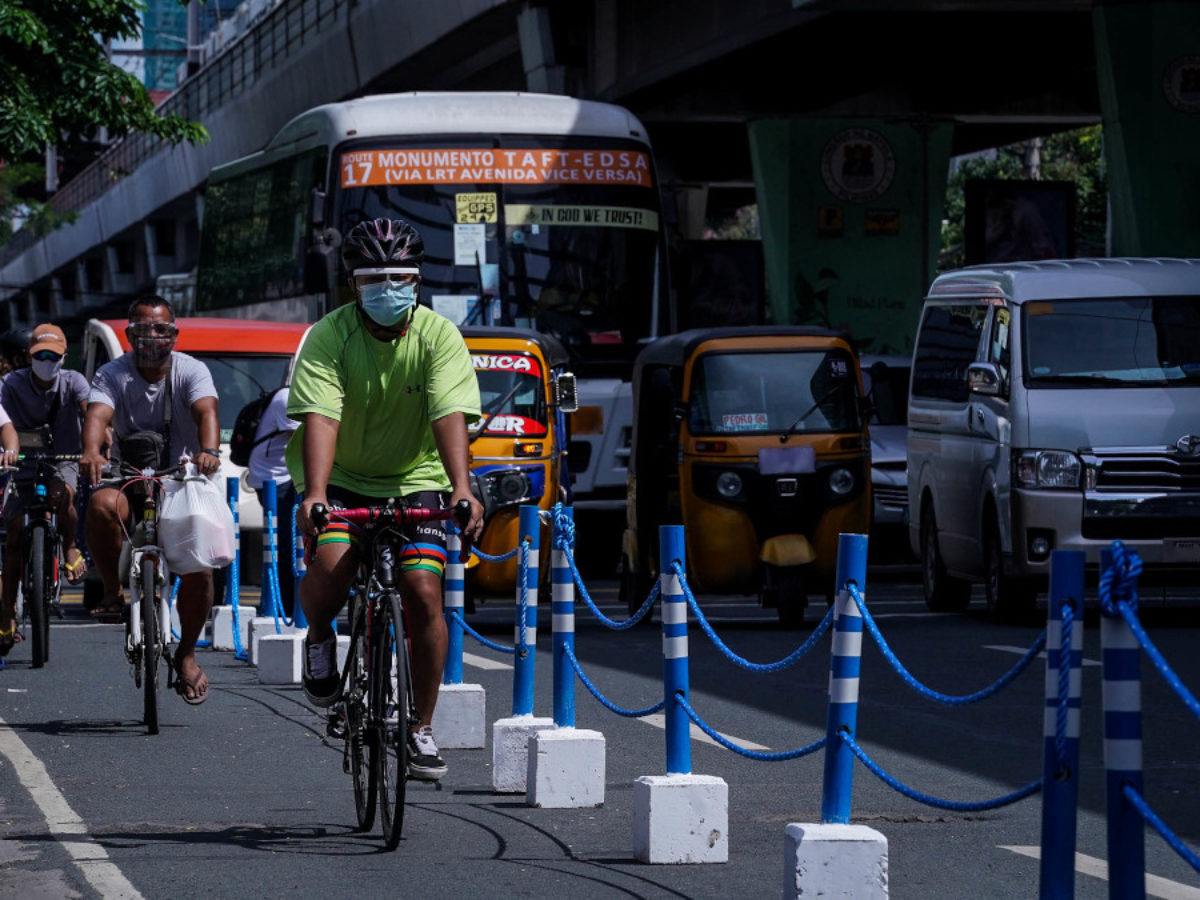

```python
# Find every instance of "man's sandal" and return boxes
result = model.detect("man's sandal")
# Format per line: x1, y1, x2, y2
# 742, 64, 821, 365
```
0, 623, 21, 655
90, 595, 124, 622
64, 551, 88, 586
172, 656, 209, 705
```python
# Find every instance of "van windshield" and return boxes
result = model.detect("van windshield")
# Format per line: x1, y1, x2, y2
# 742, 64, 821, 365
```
193, 353, 292, 442
1024, 297, 1200, 386
688, 349, 860, 435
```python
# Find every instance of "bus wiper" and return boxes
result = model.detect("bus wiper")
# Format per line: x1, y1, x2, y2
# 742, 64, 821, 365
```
470, 382, 523, 444
780, 381, 849, 444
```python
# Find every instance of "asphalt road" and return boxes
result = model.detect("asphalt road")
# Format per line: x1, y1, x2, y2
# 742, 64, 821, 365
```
1, 570, 1198, 899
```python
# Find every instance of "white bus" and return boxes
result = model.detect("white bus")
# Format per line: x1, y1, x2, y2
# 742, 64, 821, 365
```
194, 91, 671, 506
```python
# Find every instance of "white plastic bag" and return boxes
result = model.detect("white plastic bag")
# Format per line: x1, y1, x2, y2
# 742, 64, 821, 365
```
158, 467, 236, 574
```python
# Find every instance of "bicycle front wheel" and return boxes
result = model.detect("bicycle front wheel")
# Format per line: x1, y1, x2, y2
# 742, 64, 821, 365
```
28, 529, 47, 668
142, 560, 161, 735
374, 591, 409, 850
345, 615, 376, 831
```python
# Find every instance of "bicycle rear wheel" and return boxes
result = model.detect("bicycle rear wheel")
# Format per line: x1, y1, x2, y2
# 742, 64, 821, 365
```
345, 611, 376, 831
28, 528, 47, 669
374, 591, 409, 850
142, 561, 161, 735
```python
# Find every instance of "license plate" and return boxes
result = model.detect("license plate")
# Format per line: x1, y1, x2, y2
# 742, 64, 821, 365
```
1163, 538, 1200, 563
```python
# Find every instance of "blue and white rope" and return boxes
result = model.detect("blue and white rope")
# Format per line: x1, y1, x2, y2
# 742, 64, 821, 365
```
676, 561, 834, 672
847, 583, 1046, 704
447, 608, 516, 655
562, 644, 664, 718
676, 694, 826, 761
1122, 784, 1200, 873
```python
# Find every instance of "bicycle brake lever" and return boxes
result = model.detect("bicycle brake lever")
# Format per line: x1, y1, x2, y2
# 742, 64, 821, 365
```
311, 502, 329, 531
452, 498, 472, 529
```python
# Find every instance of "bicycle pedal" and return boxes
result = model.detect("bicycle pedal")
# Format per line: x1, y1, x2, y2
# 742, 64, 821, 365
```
326, 712, 348, 740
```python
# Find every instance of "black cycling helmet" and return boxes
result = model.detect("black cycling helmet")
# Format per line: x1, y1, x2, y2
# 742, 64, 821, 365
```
0, 327, 33, 366
341, 218, 424, 272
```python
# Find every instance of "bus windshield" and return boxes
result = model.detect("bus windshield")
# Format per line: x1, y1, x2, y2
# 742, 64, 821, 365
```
335, 137, 662, 377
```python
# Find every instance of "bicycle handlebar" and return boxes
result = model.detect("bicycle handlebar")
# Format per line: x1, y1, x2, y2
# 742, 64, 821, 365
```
310, 499, 471, 532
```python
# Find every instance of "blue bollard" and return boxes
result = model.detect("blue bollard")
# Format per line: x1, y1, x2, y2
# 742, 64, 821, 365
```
225, 476, 240, 608
259, 479, 281, 618
1039, 550, 1084, 900
512, 505, 540, 716
1100, 548, 1145, 900
820, 532, 869, 824
291, 493, 308, 630
552, 506, 575, 728
443, 529, 465, 686
659, 525, 690, 775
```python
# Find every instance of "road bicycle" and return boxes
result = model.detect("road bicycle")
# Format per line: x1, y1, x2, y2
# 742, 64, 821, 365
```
312, 498, 469, 850
106, 461, 195, 735
10, 452, 82, 668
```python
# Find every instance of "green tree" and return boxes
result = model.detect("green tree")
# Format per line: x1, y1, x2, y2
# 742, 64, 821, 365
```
0, 0, 208, 241
940, 125, 1107, 270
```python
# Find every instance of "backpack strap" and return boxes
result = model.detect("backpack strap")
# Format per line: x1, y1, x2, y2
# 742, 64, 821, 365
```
44, 386, 62, 450
159, 358, 174, 468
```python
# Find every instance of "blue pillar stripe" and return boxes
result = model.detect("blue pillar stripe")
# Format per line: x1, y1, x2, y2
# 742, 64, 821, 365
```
1102, 652, 1141, 680
1104, 711, 1143, 739
831, 656, 861, 679
551, 601, 573, 615
663, 622, 688, 639
552, 567, 573, 584
834, 616, 864, 634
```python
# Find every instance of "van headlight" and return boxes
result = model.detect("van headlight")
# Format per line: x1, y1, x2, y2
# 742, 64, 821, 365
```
1014, 450, 1081, 489
827, 467, 855, 495
716, 471, 744, 499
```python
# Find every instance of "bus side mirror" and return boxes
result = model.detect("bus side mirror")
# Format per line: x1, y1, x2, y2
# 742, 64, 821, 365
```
310, 188, 326, 228
304, 227, 340, 296
555, 372, 579, 414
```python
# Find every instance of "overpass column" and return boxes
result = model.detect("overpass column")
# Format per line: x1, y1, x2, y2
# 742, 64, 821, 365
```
1094, 2, 1200, 256
747, 118, 951, 354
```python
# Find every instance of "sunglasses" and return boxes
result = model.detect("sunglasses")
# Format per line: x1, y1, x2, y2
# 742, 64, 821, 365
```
127, 323, 177, 339
32, 350, 62, 362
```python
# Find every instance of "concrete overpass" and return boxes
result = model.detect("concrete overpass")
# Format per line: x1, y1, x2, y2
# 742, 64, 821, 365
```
1, 0, 1195, 344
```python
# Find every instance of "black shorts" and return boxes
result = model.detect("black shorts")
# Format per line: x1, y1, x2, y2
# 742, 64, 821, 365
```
317, 487, 450, 578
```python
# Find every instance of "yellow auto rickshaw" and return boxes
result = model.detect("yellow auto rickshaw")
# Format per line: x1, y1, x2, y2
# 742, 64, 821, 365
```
620, 326, 871, 627
462, 327, 577, 602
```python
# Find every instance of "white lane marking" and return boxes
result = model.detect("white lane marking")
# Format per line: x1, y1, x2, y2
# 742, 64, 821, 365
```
1000, 845, 1200, 899
640, 713, 771, 751
0, 712, 144, 899
463, 651, 512, 671
985, 645, 1101, 667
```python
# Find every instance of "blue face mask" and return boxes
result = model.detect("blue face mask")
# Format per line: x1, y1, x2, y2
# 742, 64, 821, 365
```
358, 281, 417, 327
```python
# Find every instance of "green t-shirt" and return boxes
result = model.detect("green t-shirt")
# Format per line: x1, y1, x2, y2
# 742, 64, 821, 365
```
285, 304, 480, 497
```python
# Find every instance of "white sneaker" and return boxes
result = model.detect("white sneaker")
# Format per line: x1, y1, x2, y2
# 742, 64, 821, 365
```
407, 725, 448, 781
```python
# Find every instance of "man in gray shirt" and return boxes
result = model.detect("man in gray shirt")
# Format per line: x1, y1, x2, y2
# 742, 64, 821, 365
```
80, 295, 221, 705
0, 324, 90, 630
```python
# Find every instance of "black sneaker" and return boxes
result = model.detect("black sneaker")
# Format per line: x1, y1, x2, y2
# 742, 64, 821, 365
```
302, 635, 341, 708
407, 726, 448, 781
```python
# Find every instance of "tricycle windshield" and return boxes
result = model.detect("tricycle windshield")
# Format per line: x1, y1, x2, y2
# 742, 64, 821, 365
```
471, 356, 548, 437
688, 349, 861, 435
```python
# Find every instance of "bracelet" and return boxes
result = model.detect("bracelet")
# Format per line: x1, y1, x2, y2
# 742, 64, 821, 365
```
200, 447, 221, 457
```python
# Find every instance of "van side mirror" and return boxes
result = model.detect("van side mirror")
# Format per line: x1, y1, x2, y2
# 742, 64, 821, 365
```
555, 372, 579, 413
967, 362, 1002, 396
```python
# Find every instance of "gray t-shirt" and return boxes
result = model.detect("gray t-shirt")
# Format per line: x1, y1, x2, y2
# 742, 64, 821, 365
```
88, 351, 218, 463
0, 368, 89, 451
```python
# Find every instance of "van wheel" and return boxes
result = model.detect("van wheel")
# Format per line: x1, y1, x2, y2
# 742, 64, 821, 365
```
984, 520, 1037, 621
921, 508, 971, 612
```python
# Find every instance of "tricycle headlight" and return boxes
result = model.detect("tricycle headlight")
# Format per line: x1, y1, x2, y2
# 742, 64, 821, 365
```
828, 467, 855, 495
716, 471, 743, 499
1015, 450, 1081, 489
497, 471, 531, 503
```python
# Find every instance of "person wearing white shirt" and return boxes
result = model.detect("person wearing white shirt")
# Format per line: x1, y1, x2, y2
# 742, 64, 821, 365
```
247, 386, 300, 614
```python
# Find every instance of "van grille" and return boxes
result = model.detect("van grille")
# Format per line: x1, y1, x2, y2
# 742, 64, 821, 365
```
1086, 449, 1200, 492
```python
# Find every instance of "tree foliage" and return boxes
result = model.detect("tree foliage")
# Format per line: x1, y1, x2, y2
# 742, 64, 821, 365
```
0, 0, 208, 241
940, 125, 1107, 271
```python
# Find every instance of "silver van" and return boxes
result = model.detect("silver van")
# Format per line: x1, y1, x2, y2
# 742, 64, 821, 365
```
907, 258, 1200, 617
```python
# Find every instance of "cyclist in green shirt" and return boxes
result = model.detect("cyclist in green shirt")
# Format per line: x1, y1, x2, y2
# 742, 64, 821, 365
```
289, 218, 484, 781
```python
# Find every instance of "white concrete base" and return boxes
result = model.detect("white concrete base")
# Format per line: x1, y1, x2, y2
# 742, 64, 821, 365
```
782, 823, 888, 899
633, 774, 729, 864
527, 727, 606, 808
491, 715, 555, 793
210, 603, 254, 652
433, 683, 487, 749
248, 617, 299, 665
256, 632, 305, 683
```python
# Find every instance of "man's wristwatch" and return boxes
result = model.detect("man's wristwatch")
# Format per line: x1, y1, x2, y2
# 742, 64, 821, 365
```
200, 448, 221, 458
